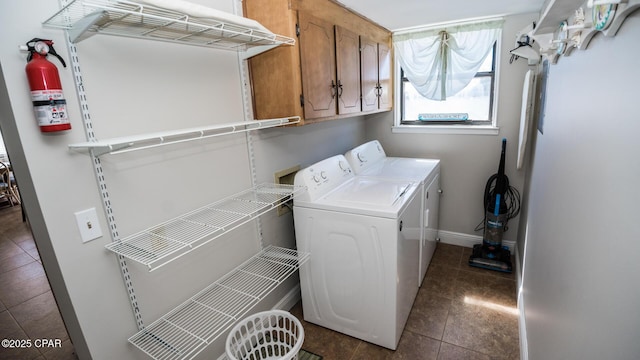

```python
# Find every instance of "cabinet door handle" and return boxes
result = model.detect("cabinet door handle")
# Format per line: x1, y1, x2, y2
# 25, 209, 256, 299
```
331, 80, 337, 99
337, 80, 343, 98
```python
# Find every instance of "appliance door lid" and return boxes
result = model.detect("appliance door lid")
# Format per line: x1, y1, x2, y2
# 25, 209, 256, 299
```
312, 177, 417, 218
359, 158, 440, 182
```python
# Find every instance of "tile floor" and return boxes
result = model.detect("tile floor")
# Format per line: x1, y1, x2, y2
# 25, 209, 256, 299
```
290, 242, 520, 360
0, 205, 77, 360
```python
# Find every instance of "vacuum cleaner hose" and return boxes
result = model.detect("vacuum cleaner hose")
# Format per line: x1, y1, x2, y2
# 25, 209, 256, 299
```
476, 173, 521, 232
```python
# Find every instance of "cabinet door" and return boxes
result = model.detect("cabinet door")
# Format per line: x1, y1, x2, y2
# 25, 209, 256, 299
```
378, 42, 392, 110
244, 0, 303, 121
420, 173, 440, 284
299, 12, 337, 119
360, 37, 379, 112
335, 26, 361, 115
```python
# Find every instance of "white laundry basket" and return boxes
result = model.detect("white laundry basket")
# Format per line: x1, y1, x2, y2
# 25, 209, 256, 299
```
225, 310, 304, 360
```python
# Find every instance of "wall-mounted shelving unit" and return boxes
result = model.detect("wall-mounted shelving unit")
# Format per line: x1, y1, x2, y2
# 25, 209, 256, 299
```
42, 0, 295, 58
44, 0, 306, 359
69, 117, 300, 156
106, 183, 305, 271
129, 245, 309, 360
529, 0, 640, 63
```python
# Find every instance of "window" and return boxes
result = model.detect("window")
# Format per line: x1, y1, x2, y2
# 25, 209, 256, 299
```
401, 43, 496, 125
392, 19, 503, 133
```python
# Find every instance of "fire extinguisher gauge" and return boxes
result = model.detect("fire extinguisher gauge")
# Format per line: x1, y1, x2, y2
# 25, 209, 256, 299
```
25, 38, 66, 68
33, 41, 49, 55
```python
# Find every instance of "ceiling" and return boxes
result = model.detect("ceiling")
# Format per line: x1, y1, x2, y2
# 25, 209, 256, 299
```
335, 0, 545, 31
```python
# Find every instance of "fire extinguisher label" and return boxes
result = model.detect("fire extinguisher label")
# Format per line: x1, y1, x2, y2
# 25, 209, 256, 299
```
30, 90, 70, 127
30, 89, 65, 102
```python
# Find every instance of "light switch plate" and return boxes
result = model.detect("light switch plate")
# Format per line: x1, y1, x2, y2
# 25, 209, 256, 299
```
74, 208, 103, 243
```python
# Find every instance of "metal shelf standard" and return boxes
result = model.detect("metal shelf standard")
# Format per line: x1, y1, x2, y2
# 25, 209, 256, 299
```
129, 245, 310, 360
42, 0, 295, 58
105, 184, 305, 271
69, 117, 300, 156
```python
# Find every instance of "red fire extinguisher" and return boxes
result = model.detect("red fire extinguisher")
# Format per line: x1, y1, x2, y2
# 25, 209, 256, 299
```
25, 38, 71, 132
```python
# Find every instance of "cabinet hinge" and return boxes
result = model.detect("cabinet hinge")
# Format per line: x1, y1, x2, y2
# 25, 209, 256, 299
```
300, 94, 304, 107
296, 23, 300, 37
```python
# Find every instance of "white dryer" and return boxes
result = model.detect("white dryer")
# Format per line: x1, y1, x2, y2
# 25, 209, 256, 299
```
293, 155, 421, 350
345, 140, 441, 286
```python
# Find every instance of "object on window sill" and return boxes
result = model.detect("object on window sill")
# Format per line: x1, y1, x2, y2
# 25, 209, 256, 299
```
418, 113, 469, 121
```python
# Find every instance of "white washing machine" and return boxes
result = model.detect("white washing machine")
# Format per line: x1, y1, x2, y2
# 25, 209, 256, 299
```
345, 140, 441, 286
293, 155, 421, 350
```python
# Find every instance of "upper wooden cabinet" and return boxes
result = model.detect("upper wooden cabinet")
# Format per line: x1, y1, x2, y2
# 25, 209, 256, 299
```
244, 0, 392, 125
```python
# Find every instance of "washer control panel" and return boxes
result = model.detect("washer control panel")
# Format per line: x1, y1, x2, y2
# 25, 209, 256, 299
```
344, 140, 386, 174
294, 155, 354, 202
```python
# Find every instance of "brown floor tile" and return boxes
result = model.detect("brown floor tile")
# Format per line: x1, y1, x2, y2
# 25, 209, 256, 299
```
299, 321, 361, 360
9, 291, 69, 342
291, 302, 361, 360
430, 243, 464, 269
14, 237, 40, 260
421, 264, 459, 300
442, 296, 519, 357
0, 310, 42, 360
393, 331, 440, 359
405, 288, 451, 340
39, 339, 77, 360
0, 252, 36, 274
0, 240, 26, 262
0, 262, 50, 308
350, 341, 393, 360
453, 270, 517, 308
0, 309, 20, 337
351, 330, 440, 360
437, 342, 493, 360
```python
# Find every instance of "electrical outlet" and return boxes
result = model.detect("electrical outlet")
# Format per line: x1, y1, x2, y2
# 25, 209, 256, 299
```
74, 208, 103, 243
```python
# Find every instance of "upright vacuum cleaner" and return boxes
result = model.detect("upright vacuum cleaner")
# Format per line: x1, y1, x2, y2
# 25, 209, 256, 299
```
469, 139, 520, 273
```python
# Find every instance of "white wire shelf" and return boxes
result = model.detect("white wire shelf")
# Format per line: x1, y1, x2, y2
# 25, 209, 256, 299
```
69, 117, 300, 156
128, 245, 309, 360
42, 0, 295, 57
105, 184, 305, 271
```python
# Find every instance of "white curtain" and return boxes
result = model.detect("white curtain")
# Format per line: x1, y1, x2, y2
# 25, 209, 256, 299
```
394, 20, 503, 100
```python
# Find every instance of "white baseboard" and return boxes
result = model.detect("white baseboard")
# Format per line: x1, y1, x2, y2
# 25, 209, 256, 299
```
437, 230, 515, 253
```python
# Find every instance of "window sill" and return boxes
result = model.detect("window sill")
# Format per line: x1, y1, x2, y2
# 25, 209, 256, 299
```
392, 124, 499, 135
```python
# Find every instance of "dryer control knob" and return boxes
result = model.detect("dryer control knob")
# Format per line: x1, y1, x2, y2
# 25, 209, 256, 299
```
312, 175, 320, 183
320, 171, 327, 179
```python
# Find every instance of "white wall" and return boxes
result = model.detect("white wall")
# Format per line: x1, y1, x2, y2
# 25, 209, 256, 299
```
365, 13, 537, 246
521, 11, 640, 360
0, 1, 367, 359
